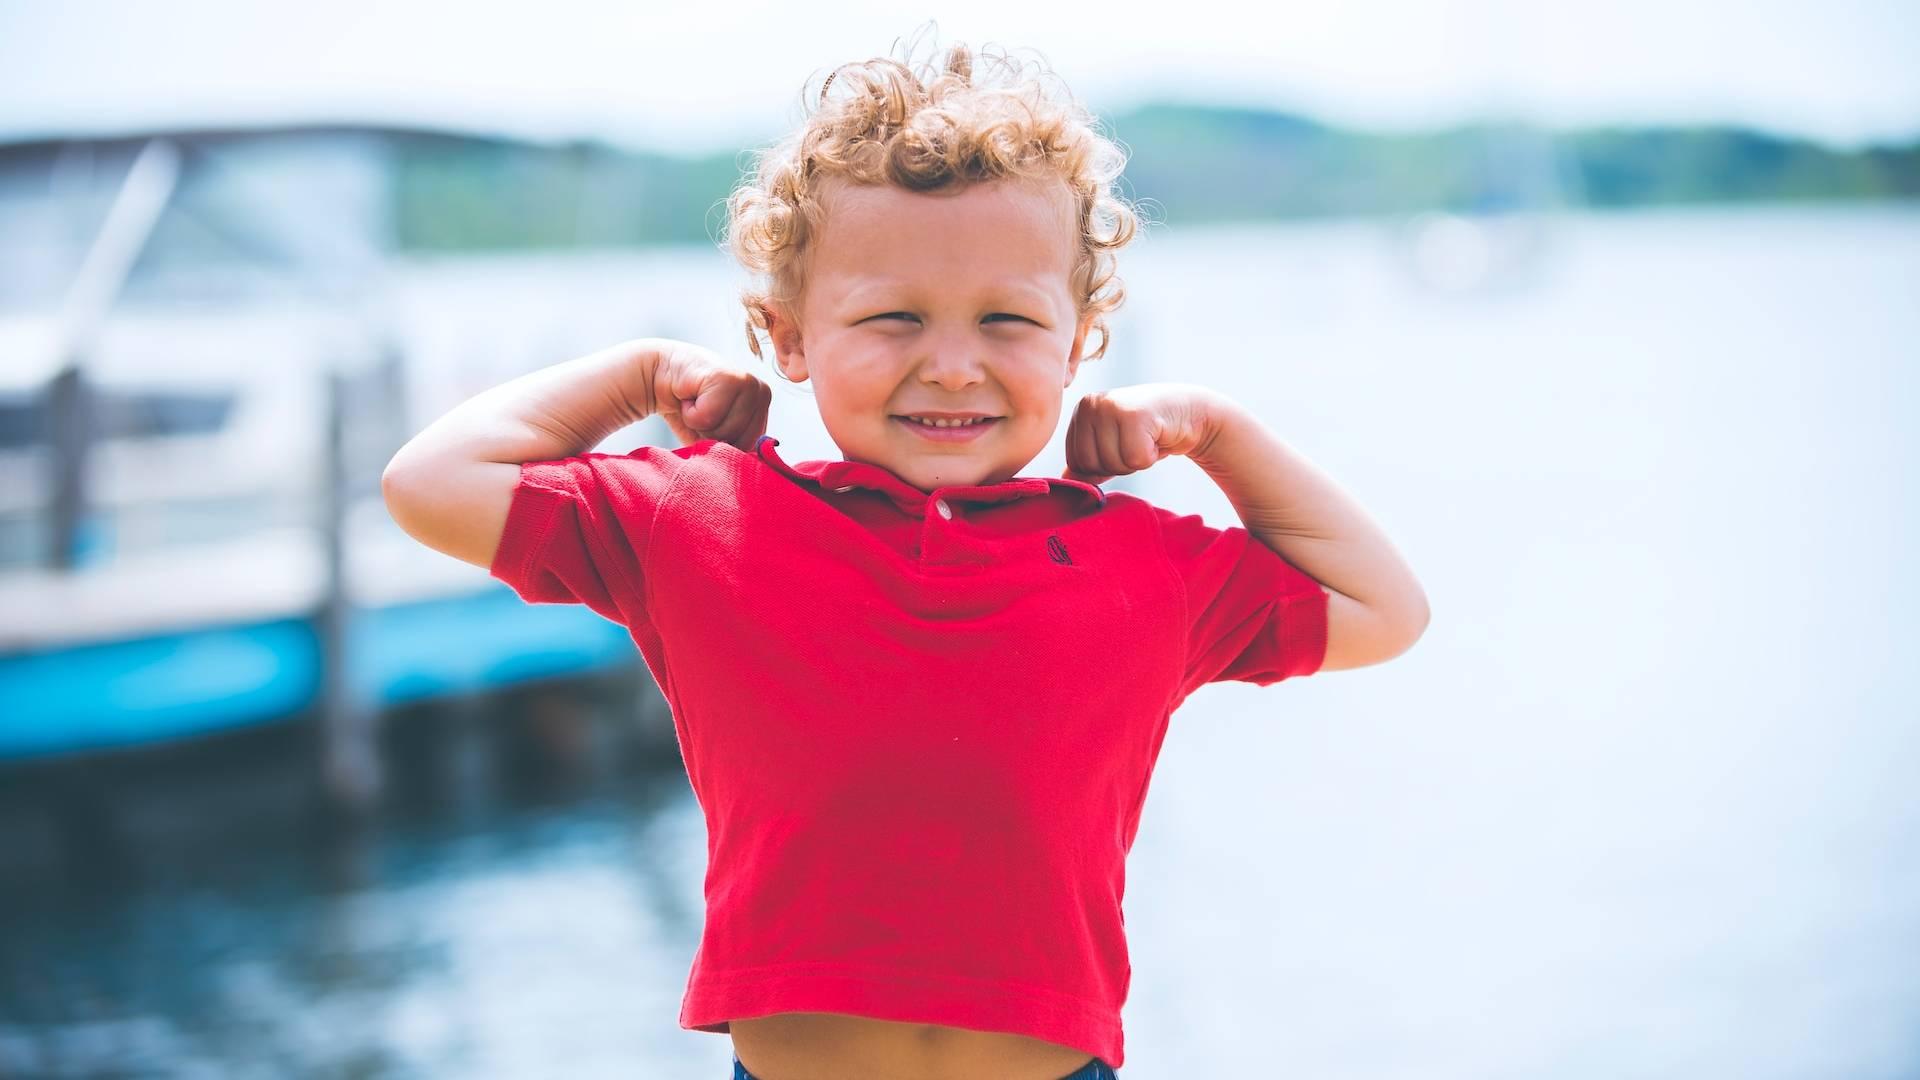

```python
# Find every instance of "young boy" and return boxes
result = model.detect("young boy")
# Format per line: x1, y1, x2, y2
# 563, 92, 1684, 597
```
383, 41, 1428, 1080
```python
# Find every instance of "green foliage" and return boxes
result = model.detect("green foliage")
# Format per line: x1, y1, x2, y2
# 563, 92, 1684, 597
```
389, 107, 1920, 251
393, 132, 740, 250
1560, 126, 1909, 206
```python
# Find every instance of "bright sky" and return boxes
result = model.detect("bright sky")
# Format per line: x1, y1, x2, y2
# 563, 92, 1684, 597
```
2, 0, 1916, 152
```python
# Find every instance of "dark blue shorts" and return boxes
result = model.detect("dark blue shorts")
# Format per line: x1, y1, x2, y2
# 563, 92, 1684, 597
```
732, 1053, 1118, 1078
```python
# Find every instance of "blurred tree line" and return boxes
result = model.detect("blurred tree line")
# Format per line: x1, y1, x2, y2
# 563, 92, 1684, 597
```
393, 103, 1920, 250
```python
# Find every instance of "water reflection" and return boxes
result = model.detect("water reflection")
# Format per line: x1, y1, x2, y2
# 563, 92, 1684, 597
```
0, 679, 720, 1077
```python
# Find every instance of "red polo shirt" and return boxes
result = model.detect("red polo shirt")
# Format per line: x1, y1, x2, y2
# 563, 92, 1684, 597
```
488, 434, 1328, 1068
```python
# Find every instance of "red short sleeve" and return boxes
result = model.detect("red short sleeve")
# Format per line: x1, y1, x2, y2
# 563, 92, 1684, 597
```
1154, 506, 1330, 696
488, 445, 690, 627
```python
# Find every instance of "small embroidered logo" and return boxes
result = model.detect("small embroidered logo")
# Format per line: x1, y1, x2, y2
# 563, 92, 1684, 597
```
1047, 535, 1073, 565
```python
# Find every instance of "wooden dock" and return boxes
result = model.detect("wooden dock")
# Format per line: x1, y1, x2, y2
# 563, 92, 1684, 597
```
0, 499, 641, 762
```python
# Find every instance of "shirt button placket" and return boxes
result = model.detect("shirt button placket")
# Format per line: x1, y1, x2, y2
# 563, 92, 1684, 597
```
919, 497, 954, 564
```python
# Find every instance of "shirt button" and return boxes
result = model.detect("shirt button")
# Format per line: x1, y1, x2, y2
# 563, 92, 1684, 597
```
934, 498, 953, 520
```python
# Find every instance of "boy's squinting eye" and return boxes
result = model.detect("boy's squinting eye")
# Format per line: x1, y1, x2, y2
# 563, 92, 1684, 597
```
864, 312, 1038, 325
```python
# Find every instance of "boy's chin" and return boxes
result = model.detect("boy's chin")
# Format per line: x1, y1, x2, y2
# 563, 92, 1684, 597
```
896, 457, 994, 492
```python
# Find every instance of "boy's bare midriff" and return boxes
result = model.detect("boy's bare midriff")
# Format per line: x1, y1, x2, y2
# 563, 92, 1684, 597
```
729, 1012, 1097, 1080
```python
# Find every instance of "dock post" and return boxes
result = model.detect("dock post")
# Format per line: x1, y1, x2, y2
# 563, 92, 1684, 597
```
45, 364, 90, 570
43, 139, 181, 571
317, 365, 381, 814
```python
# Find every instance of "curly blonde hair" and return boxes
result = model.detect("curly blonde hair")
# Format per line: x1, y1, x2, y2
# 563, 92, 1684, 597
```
723, 33, 1143, 372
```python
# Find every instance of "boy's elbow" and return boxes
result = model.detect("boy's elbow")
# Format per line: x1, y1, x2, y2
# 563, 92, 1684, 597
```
377, 450, 518, 571
1365, 589, 1432, 667
1319, 587, 1428, 672
381, 443, 415, 494
1387, 590, 1431, 659
381, 449, 453, 546
381, 454, 426, 538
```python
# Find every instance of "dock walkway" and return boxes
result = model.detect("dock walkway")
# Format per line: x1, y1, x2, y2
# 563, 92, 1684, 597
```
0, 502, 638, 760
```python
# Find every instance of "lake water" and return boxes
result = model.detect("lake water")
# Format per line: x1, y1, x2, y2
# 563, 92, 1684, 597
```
2, 205, 1916, 1077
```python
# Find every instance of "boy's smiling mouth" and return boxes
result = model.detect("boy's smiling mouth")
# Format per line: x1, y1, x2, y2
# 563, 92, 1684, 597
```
892, 413, 1003, 441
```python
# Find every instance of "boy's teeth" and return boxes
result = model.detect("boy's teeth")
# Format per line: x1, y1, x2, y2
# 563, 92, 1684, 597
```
909, 416, 989, 428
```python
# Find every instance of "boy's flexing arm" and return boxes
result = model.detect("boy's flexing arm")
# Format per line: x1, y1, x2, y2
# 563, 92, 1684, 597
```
1062, 384, 1429, 672
381, 338, 770, 571
1185, 396, 1428, 671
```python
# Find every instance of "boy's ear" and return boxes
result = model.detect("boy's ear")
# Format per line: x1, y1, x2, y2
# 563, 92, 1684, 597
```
764, 302, 810, 383
1064, 312, 1095, 387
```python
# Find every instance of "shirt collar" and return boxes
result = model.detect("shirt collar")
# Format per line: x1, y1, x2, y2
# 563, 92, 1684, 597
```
755, 434, 1107, 514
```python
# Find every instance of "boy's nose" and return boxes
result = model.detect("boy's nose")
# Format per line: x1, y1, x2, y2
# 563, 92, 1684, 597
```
914, 341, 987, 390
